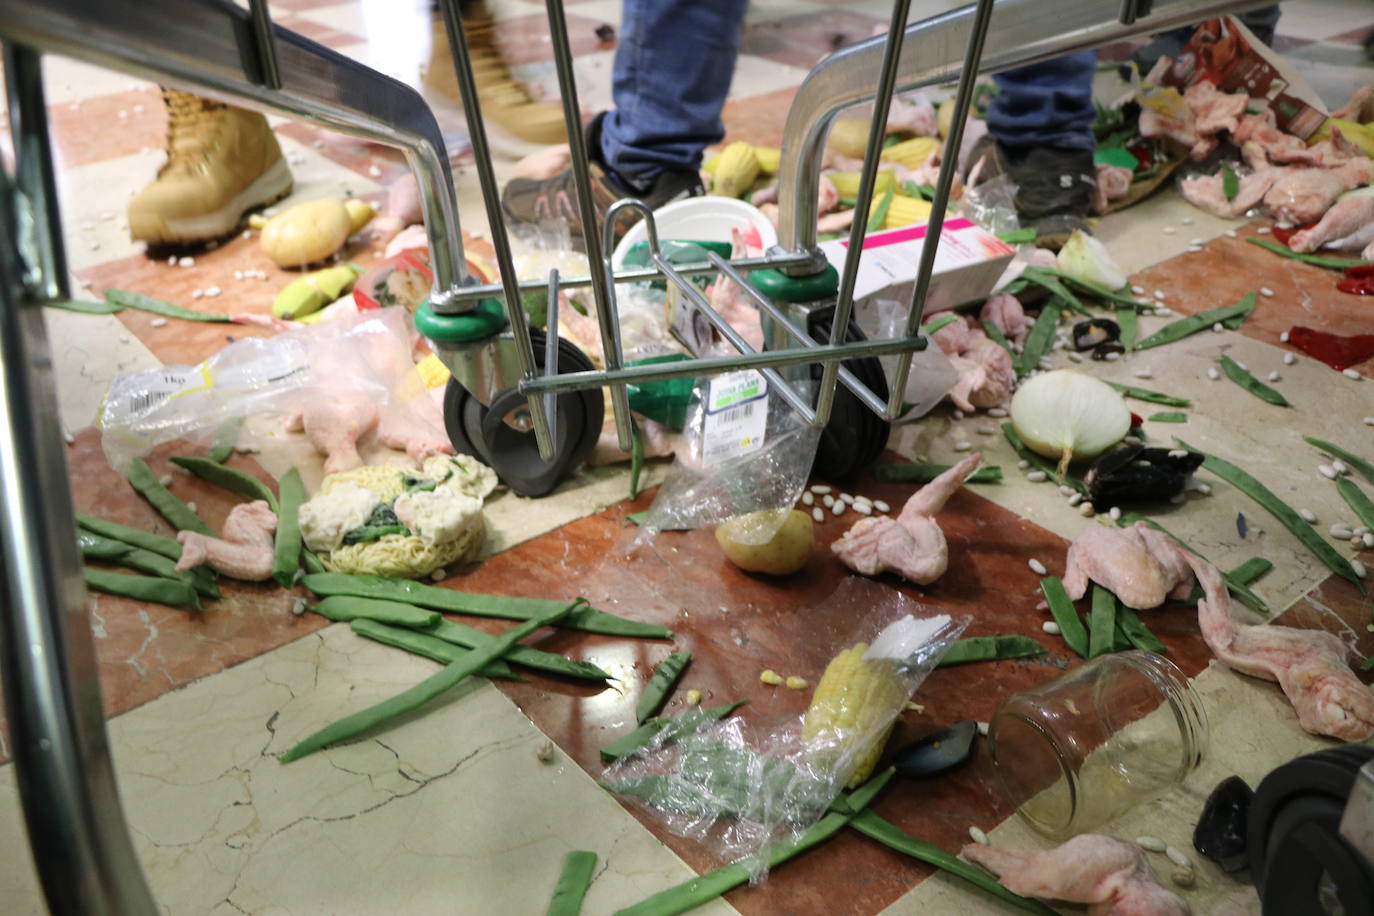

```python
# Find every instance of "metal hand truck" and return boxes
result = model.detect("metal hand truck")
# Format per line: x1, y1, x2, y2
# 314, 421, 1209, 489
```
0, 0, 1266, 909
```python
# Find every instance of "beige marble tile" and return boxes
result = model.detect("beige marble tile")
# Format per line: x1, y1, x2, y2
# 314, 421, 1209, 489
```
46, 294, 161, 435
39, 56, 158, 108
54, 151, 163, 272
0, 622, 735, 915
1096, 190, 1248, 277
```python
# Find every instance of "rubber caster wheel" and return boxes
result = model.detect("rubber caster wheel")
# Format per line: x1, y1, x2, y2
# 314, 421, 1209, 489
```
807, 316, 890, 481
443, 330, 604, 497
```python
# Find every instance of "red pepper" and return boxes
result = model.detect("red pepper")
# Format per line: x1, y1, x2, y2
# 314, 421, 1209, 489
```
1130, 412, 1144, 429
1336, 277, 1374, 296
1287, 326, 1374, 371
1344, 264, 1374, 278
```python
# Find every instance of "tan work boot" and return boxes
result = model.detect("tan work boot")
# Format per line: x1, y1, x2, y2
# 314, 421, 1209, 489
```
128, 90, 293, 245
424, 3, 568, 149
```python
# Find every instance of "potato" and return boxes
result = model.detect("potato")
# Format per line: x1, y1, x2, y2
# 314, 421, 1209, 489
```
258, 199, 352, 267
827, 118, 871, 158
715, 508, 813, 575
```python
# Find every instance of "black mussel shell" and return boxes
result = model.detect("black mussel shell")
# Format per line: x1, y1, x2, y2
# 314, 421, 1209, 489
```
1085, 444, 1204, 509
1193, 775, 1253, 872
893, 719, 978, 778
1073, 318, 1120, 351
1091, 341, 1126, 360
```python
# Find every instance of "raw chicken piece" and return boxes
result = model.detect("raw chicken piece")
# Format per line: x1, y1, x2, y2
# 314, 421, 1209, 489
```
588, 414, 680, 466
817, 173, 840, 214
1182, 548, 1374, 742
947, 335, 1015, 412
230, 313, 301, 333
373, 172, 423, 241
751, 185, 778, 207
1184, 81, 1248, 140
887, 97, 937, 136
375, 392, 454, 465
816, 209, 855, 233
286, 393, 380, 474
384, 224, 429, 259
1026, 248, 1059, 270
1138, 103, 1198, 150
1264, 125, 1364, 168
831, 452, 979, 584
1288, 192, 1374, 253
962, 834, 1190, 916
1179, 162, 1285, 219
511, 144, 572, 181
707, 228, 765, 352
175, 500, 277, 581
1062, 521, 1193, 610
980, 294, 1027, 345
1333, 85, 1374, 122
932, 317, 974, 356
1264, 158, 1374, 226
1092, 165, 1134, 214
909, 150, 964, 199
1233, 114, 1309, 163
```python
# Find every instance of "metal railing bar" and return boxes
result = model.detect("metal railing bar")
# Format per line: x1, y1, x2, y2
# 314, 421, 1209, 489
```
543, 267, 560, 447
705, 252, 893, 418
246, 0, 282, 89
885, 0, 995, 420
2, 45, 68, 300
816, 0, 912, 430
435, 0, 555, 460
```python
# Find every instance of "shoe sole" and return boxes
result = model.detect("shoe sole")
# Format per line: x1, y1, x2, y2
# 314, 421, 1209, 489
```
135, 157, 294, 245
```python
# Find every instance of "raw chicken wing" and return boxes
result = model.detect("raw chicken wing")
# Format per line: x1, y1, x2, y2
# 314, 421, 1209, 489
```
1062, 521, 1193, 610
1287, 192, 1374, 253
831, 452, 978, 584
962, 834, 1190, 915
1182, 548, 1374, 741
176, 500, 277, 581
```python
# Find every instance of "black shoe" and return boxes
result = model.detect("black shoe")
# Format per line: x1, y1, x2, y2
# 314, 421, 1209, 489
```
966, 136, 1095, 249
500, 116, 704, 251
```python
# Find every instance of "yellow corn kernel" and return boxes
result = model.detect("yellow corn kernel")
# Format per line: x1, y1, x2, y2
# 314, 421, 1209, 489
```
785, 675, 809, 690
711, 141, 761, 199
685, 689, 702, 706
415, 353, 452, 390
760, 669, 783, 686
937, 98, 956, 138
754, 147, 781, 174
826, 170, 896, 200
879, 136, 940, 171
802, 642, 908, 787
883, 194, 933, 231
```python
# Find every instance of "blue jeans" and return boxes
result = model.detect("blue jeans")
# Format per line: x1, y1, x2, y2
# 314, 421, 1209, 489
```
598, 0, 749, 187
987, 51, 1099, 151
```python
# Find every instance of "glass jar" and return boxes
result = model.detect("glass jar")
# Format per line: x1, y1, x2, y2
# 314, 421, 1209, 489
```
988, 651, 1209, 839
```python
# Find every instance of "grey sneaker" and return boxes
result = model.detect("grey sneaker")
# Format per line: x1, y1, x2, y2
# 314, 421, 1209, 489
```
967, 136, 1095, 249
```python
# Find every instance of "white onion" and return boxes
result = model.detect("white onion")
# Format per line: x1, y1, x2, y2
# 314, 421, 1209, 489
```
1010, 370, 1131, 474
1057, 230, 1128, 292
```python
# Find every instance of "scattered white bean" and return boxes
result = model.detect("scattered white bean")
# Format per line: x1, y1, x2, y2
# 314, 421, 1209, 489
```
1161, 226, 1176, 235
823, 494, 835, 507
1300, 508, 1317, 524
1187, 245, 1203, 253
1134, 369, 1153, 379
1079, 502, 1096, 517
186, 501, 197, 513
1109, 506, 1122, 521
1207, 367, 1221, 380
977, 426, 996, 436
1259, 287, 1275, 297
1225, 229, 1238, 238
1333, 459, 1349, 475
1154, 290, 1167, 300
1354, 534, 1365, 547
977, 721, 990, 736
953, 409, 965, 420
1345, 368, 1363, 380
1059, 485, 1076, 497
1068, 352, 1085, 362
802, 491, 814, 506
1354, 560, 1369, 581
1211, 323, 1224, 333
1068, 493, 1083, 506
1280, 330, 1290, 343
1136, 836, 1168, 853
1104, 352, 1120, 362
430, 567, 448, 582
1124, 436, 1143, 446
1042, 621, 1062, 635
159, 474, 173, 487
1196, 482, 1212, 496
1267, 371, 1281, 382
1319, 465, 1338, 480
840, 493, 855, 504
1331, 525, 1354, 539
968, 826, 990, 845
1283, 352, 1296, 365
1235, 361, 1248, 371
1365, 417, 1374, 426
1168, 449, 1189, 459
987, 407, 1008, 418
953, 441, 973, 452
813, 507, 826, 523
832, 501, 845, 516
853, 502, 873, 515
1165, 846, 1192, 869
178, 256, 195, 267
150, 318, 167, 328
811, 485, 831, 494
1188, 238, 1204, 246
1028, 558, 1048, 576
1026, 470, 1048, 482
1258, 226, 1270, 234
1182, 217, 1194, 225
873, 500, 890, 514
1357, 527, 1371, 536
203, 285, 221, 297
1017, 459, 1030, 470
1131, 285, 1145, 295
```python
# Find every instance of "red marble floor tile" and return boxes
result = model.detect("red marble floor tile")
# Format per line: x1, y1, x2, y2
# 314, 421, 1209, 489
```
274, 15, 363, 50
47, 89, 165, 170
722, 88, 799, 150
1129, 225, 1374, 377
741, 11, 886, 70
483, 12, 613, 66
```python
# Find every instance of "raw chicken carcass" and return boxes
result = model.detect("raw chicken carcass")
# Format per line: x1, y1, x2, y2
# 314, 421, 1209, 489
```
831, 452, 979, 584
1288, 191, 1374, 253
1264, 158, 1374, 226
175, 500, 277, 581
286, 392, 380, 474
1179, 160, 1285, 219
947, 334, 1015, 412
887, 97, 937, 136
980, 294, 1027, 345
1062, 521, 1193, 610
375, 388, 454, 465
1184, 81, 1249, 139
1182, 548, 1374, 742
1233, 114, 1309, 164
962, 834, 1190, 916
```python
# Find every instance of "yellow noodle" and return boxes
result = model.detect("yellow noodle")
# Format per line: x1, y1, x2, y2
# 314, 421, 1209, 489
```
323, 518, 484, 578
318, 464, 408, 501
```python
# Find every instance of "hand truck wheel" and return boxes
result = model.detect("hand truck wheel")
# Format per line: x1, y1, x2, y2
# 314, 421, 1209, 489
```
806, 315, 890, 481
443, 330, 604, 497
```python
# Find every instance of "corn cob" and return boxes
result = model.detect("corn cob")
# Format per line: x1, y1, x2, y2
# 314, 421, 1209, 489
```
882, 194, 933, 230
711, 141, 761, 199
414, 353, 452, 389
802, 642, 909, 787
937, 98, 956, 138
826, 170, 896, 200
880, 136, 941, 171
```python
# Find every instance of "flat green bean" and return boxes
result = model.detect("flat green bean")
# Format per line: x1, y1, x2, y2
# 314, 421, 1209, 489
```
1228, 557, 1274, 586
1220, 356, 1290, 407
1304, 436, 1374, 485
1035, 266, 1144, 310
76, 512, 182, 559
280, 600, 581, 762
302, 549, 326, 575
127, 458, 214, 535
104, 288, 233, 322
1088, 586, 1117, 658
866, 185, 895, 232
874, 463, 1003, 484
170, 456, 278, 510
47, 298, 124, 314
1039, 577, 1088, 657
1337, 477, 1374, 531
1178, 439, 1363, 588
78, 532, 130, 560
83, 567, 200, 610
920, 313, 960, 337
1246, 237, 1372, 269
349, 619, 515, 679
1134, 292, 1256, 350
272, 468, 305, 588
207, 417, 244, 463
1115, 606, 1166, 653
1103, 382, 1191, 407
980, 319, 1012, 354
1016, 268, 1090, 315
612, 769, 893, 916
312, 595, 441, 627
636, 651, 691, 723
301, 572, 672, 639
848, 811, 1057, 915
629, 419, 645, 500
937, 635, 1044, 667
600, 700, 748, 763
1017, 302, 1063, 377
422, 617, 609, 681
1148, 411, 1188, 423
1117, 306, 1139, 350
547, 851, 598, 916
79, 532, 219, 598
1002, 423, 1088, 493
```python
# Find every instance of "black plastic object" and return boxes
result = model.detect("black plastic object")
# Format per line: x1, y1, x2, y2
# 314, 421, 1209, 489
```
1072, 317, 1120, 351
806, 313, 890, 481
1248, 745, 1374, 916
892, 720, 978, 779
1193, 775, 1254, 873
443, 330, 603, 498
1084, 443, 1204, 510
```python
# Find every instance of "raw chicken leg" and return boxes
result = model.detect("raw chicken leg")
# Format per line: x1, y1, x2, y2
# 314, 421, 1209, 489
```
375, 388, 455, 465
947, 335, 1015, 412
175, 500, 277, 581
1263, 158, 1374, 226
831, 452, 979, 584
286, 393, 380, 474
1287, 192, 1374, 253
1182, 548, 1374, 742
962, 834, 1190, 916
1062, 521, 1193, 610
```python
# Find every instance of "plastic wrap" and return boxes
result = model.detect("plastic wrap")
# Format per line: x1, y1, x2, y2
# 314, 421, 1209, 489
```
99, 307, 444, 470
863, 298, 959, 420
601, 578, 968, 880
960, 173, 1020, 238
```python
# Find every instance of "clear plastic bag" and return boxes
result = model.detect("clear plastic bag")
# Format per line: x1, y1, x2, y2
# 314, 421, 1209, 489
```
601, 578, 968, 881
862, 297, 959, 420
960, 173, 1020, 238
98, 307, 441, 470
637, 354, 820, 536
